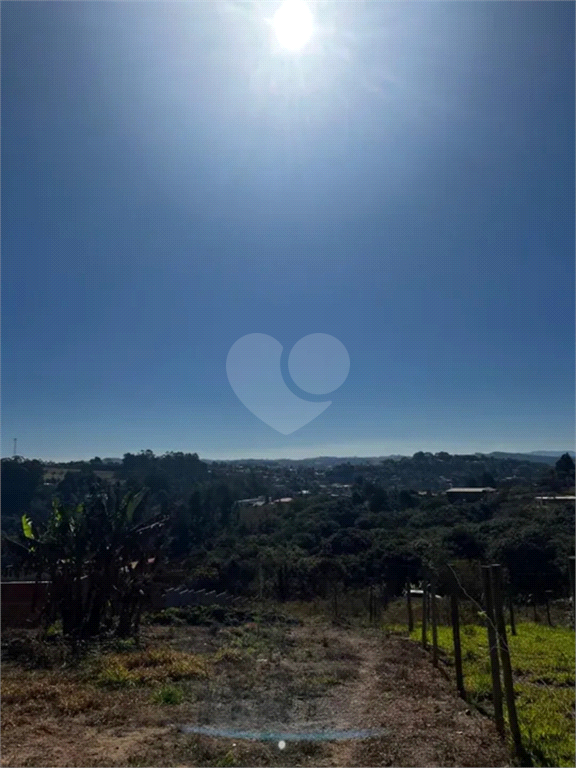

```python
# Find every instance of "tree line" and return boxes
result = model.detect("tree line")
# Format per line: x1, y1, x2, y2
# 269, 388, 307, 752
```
2, 450, 574, 637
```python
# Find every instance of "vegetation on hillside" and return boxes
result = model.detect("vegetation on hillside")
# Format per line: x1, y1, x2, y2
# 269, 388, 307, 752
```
2, 451, 574, 615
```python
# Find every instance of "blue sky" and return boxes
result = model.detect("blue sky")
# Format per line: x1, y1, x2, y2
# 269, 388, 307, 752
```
2, 0, 574, 462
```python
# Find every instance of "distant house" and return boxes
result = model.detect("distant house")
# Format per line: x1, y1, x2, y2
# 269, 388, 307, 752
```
445, 487, 496, 502
236, 496, 266, 508
403, 587, 444, 600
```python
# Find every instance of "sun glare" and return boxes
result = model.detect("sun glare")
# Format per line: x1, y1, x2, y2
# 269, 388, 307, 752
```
272, 0, 313, 51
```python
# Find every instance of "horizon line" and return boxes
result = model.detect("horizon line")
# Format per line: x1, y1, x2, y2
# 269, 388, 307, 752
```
2, 448, 574, 464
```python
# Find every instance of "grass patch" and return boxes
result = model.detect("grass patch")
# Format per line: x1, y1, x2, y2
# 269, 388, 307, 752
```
150, 684, 184, 705
212, 646, 245, 665
94, 646, 209, 688
407, 621, 575, 767
1, 671, 107, 716
225, 622, 291, 661
144, 604, 298, 629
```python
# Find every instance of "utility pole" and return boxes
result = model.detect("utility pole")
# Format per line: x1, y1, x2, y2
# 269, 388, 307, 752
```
13, 438, 17, 457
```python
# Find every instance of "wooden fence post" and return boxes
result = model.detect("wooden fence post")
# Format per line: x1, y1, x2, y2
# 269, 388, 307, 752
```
381, 581, 389, 611
406, 580, 414, 634
430, 572, 438, 667
504, 569, 516, 636
490, 564, 526, 763
508, 590, 516, 636
450, 589, 465, 699
569, 556, 575, 627
481, 566, 505, 738
421, 579, 428, 650
545, 590, 553, 627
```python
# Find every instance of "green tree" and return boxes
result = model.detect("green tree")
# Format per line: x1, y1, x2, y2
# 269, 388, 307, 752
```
555, 453, 575, 481
399, 490, 417, 509
1, 458, 44, 526
480, 471, 496, 487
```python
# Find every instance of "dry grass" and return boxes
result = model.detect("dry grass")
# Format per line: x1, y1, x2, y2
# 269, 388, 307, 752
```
2, 672, 107, 716
2, 611, 510, 767
93, 646, 209, 687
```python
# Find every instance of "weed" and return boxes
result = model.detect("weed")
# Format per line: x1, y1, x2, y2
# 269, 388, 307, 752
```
215, 749, 236, 767
150, 684, 184, 705
45, 621, 63, 637
96, 659, 138, 688
107, 637, 138, 653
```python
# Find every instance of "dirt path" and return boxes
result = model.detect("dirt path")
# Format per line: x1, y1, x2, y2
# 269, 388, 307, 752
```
319, 627, 510, 767
328, 629, 384, 767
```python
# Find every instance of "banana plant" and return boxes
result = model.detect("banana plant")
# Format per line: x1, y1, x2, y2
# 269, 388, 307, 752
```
2, 487, 168, 638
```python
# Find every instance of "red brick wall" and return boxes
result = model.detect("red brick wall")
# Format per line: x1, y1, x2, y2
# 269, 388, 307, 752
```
1, 581, 48, 629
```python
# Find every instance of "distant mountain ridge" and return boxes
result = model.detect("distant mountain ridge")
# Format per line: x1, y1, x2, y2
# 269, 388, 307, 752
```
26, 451, 573, 467
487, 451, 575, 465
527, 451, 575, 457
204, 451, 574, 467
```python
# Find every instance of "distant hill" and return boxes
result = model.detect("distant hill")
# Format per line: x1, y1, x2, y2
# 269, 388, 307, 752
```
527, 451, 575, 458
205, 456, 399, 467
487, 451, 574, 465
204, 451, 573, 468
18, 451, 572, 469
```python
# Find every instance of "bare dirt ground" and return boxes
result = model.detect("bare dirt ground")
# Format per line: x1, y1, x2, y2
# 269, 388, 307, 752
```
1, 619, 510, 767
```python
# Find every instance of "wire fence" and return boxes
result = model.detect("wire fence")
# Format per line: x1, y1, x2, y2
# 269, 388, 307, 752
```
292, 560, 574, 767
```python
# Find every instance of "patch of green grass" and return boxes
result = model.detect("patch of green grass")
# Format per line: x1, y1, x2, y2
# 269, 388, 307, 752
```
95, 658, 138, 688
45, 620, 63, 637
407, 621, 575, 766
107, 636, 138, 654
225, 622, 289, 661
150, 684, 184, 705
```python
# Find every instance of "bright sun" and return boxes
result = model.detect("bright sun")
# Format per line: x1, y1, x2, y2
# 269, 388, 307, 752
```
272, 0, 313, 51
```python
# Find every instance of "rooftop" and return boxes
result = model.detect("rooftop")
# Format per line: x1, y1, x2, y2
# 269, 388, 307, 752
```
446, 487, 497, 493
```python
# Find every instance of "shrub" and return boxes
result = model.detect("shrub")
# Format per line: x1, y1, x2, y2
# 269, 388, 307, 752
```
96, 660, 138, 688
144, 604, 299, 628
